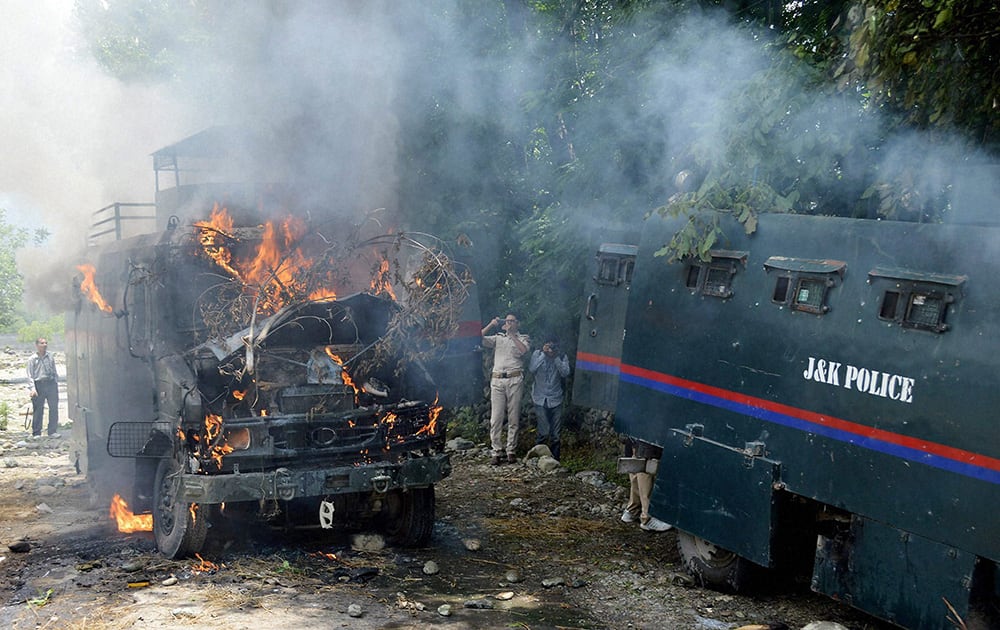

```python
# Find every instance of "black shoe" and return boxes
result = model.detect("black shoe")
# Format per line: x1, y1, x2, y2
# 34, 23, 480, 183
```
491, 455, 503, 466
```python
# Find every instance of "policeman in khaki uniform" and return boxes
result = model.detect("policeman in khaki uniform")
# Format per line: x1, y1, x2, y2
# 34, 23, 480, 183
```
482, 314, 530, 465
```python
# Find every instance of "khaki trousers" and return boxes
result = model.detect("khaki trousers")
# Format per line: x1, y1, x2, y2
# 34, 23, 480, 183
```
489, 376, 523, 456
625, 467, 657, 522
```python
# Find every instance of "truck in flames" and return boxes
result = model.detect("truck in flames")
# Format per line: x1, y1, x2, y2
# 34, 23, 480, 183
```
68, 201, 479, 559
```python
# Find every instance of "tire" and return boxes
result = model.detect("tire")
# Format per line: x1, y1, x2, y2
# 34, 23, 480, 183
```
153, 457, 208, 559
382, 487, 435, 547
677, 529, 756, 592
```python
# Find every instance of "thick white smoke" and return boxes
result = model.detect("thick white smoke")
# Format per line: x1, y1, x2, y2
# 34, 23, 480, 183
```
3, 1, 195, 311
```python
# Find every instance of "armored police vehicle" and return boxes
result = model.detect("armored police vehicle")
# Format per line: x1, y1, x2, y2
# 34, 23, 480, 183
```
67, 129, 481, 558
575, 209, 1000, 629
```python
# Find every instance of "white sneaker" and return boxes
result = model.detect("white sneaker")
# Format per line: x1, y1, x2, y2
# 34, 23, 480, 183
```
620, 509, 638, 524
640, 517, 673, 532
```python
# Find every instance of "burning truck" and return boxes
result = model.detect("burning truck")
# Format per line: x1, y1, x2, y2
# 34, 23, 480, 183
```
67, 187, 480, 558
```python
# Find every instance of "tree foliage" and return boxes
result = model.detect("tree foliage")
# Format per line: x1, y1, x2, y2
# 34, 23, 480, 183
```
836, 1, 1000, 146
0, 210, 34, 329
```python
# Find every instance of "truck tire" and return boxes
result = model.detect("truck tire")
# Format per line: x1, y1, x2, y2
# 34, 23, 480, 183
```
153, 457, 208, 559
383, 487, 435, 547
677, 530, 755, 592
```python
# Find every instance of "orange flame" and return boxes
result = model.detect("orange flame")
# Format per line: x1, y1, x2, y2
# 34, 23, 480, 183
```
232, 389, 246, 401
76, 264, 114, 313
204, 413, 234, 469
416, 402, 442, 437
110, 494, 153, 533
193, 203, 239, 277
308, 287, 338, 300
193, 205, 339, 313
369, 258, 397, 300
310, 551, 342, 563
192, 553, 219, 573
324, 348, 360, 400
383, 411, 399, 428
245, 217, 309, 288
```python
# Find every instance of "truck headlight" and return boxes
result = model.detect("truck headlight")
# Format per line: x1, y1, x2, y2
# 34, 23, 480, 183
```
225, 427, 251, 450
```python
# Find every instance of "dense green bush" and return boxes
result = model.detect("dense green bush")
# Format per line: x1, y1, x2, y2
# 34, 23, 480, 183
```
444, 403, 491, 445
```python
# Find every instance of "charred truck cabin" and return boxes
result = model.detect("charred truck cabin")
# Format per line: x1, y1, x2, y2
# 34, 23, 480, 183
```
575, 194, 1000, 629
67, 129, 481, 559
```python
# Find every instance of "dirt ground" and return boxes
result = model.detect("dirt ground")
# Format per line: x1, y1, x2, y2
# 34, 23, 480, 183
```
0, 342, 896, 630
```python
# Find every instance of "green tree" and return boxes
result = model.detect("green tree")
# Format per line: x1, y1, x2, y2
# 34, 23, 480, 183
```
0, 209, 32, 329
834, 0, 1000, 146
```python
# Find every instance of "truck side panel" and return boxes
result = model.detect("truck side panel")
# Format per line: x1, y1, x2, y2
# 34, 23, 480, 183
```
588, 212, 999, 627
69, 239, 159, 505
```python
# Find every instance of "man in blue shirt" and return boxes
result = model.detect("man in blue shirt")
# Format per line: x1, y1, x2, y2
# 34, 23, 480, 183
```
528, 336, 570, 461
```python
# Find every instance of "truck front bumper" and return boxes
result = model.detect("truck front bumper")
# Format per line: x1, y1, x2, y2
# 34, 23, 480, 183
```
177, 454, 451, 503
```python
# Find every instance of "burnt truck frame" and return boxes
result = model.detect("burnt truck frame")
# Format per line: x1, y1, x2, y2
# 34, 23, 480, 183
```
575, 211, 1000, 629
68, 213, 477, 559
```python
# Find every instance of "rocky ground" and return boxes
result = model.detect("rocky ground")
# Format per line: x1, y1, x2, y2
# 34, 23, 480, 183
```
0, 341, 896, 630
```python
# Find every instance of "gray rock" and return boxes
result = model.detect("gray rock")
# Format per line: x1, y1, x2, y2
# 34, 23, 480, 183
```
524, 444, 553, 459
541, 577, 565, 588
495, 591, 514, 601
3, 457, 17, 467
537, 456, 561, 473
801, 623, 849, 630
463, 598, 494, 609
36, 485, 57, 496
575, 470, 606, 487
693, 615, 730, 629
437, 604, 452, 617
171, 608, 200, 619
446, 437, 476, 451
350, 533, 385, 552
35, 503, 53, 514
422, 560, 439, 575
462, 538, 481, 551
504, 569, 523, 583
347, 603, 363, 618
161, 576, 178, 586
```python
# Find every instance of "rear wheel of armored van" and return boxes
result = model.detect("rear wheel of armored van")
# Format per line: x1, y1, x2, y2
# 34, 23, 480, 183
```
677, 530, 756, 592
153, 457, 208, 559
382, 487, 435, 547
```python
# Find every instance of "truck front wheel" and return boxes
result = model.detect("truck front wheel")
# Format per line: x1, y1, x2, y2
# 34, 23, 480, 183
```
382, 487, 435, 547
153, 457, 208, 559
677, 530, 756, 592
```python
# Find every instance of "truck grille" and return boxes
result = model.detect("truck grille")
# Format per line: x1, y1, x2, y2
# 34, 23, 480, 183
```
268, 403, 432, 452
